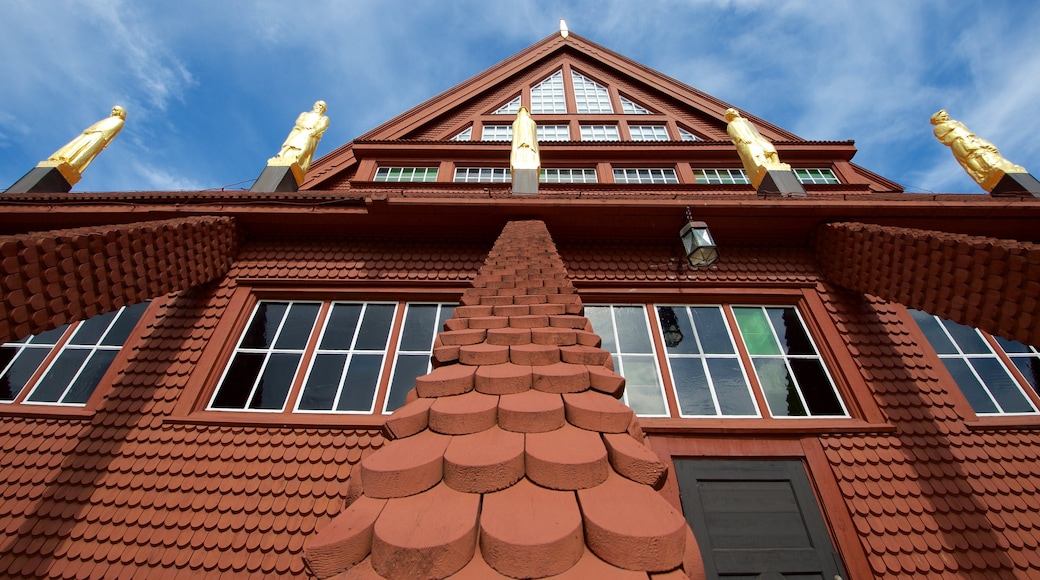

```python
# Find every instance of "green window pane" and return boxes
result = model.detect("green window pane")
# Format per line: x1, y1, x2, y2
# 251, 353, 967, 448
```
734, 308, 781, 356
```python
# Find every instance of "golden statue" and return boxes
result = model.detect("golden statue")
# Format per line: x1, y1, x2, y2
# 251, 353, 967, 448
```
39, 106, 127, 185
725, 107, 790, 188
510, 106, 539, 194
269, 100, 330, 183
931, 109, 1027, 191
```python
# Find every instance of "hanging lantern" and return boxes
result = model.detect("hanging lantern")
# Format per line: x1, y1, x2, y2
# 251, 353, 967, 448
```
679, 207, 719, 268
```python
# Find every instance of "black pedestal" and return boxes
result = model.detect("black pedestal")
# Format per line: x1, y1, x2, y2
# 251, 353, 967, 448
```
4, 166, 73, 194
990, 172, 1040, 197
757, 170, 806, 197
250, 165, 300, 193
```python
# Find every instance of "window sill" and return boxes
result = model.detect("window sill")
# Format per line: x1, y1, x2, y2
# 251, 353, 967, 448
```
166, 410, 391, 429
964, 415, 1040, 431
640, 417, 894, 436
0, 403, 95, 420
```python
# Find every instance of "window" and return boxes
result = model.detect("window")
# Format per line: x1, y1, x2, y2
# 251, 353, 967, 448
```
794, 168, 840, 184
531, 70, 566, 114
450, 127, 472, 141
612, 168, 678, 184
374, 167, 439, 182
678, 127, 701, 142
209, 300, 456, 415
586, 303, 848, 419
693, 168, 750, 185
619, 95, 651, 115
580, 125, 620, 141
540, 168, 597, 183
0, 302, 149, 406
481, 125, 512, 141
585, 305, 669, 416
995, 337, 1040, 391
675, 460, 847, 579
453, 167, 511, 183
571, 71, 613, 114
628, 125, 670, 141
536, 124, 570, 141
910, 310, 1038, 415
493, 95, 521, 115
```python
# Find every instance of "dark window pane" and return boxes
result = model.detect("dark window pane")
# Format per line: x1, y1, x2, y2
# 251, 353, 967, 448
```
659, 306, 697, 354
69, 310, 118, 346
585, 307, 615, 352
30, 324, 71, 346
909, 310, 956, 355
971, 358, 1034, 413
767, 307, 814, 356
941, 319, 989, 354
995, 336, 1031, 354
437, 306, 455, 333
27, 349, 90, 403
707, 358, 756, 416
100, 301, 150, 346
337, 354, 382, 411
212, 352, 265, 408
790, 359, 843, 415
734, 308, 780, 356
1010, 357, 1040, 391
248, 352, 299, 410
692, 307, 733, 355
386, 354, 430, 412
298, 353, 347, 411
941, 358, 998, 414
274, 303, 320, 350
754, 358, 805, 417
239, 303, 288, 349
321, 303, 363, 350
615, 307, 652, 353
670, 358, 715, 415
355, 305, 395, 351
400, 305, 438, 351
0, 347, 48, 401
63, 350, 118, 404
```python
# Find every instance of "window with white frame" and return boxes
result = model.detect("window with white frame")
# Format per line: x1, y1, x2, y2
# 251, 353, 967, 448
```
536, 124, 571, 141
531, 70, 566, 114
678, 127, 701, 142
612, 168, 679, 184
619, 95, 651, 115
572, 71, 614, 114
586, 305, 669, 416
450, 127, 472, 141
374, 167, 439, 182
209, 300, 457, 414
481, 124, 513, 141
493, 96, 521, 115
580, 125, 620, 141
453, 167, 511, 183
540, 168, 598, 183
628, 125, 670, 141
0, 302, 149, 406
693, 168, 750, 185
794, 168, 840, 184
910, 310, 1038, 415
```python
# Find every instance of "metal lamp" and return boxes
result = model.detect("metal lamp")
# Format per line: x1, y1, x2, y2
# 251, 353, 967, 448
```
679, 207, 719, 268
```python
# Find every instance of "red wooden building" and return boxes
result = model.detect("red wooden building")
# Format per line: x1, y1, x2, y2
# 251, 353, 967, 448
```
1, 30, 1040, 578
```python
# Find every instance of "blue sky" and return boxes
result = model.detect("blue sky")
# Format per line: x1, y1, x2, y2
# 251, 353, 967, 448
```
2, 0, 1039, 194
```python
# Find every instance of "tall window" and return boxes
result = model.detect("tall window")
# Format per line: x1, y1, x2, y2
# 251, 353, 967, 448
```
585, 305, 668, 416
209, 300, 456, 415
571, 71, 613, 114
613, 168, 679, 184
531, 70, 566, 114
910, 310, 1038, 415
0, 302, 149, 406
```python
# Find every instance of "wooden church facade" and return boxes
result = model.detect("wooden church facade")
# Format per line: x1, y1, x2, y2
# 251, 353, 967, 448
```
1, 31, 1040, 578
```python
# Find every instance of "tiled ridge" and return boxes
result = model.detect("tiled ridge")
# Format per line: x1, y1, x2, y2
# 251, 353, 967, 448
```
814, 221, 1040, 346
817, 282, 1040, 576
305, 220, 698, 579
0, 216, 238, 343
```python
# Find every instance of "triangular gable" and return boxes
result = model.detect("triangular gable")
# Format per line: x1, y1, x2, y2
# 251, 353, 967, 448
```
302, 32, 798, 190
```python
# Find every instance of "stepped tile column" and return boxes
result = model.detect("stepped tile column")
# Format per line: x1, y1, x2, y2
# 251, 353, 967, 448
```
305, 220, 702, 579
